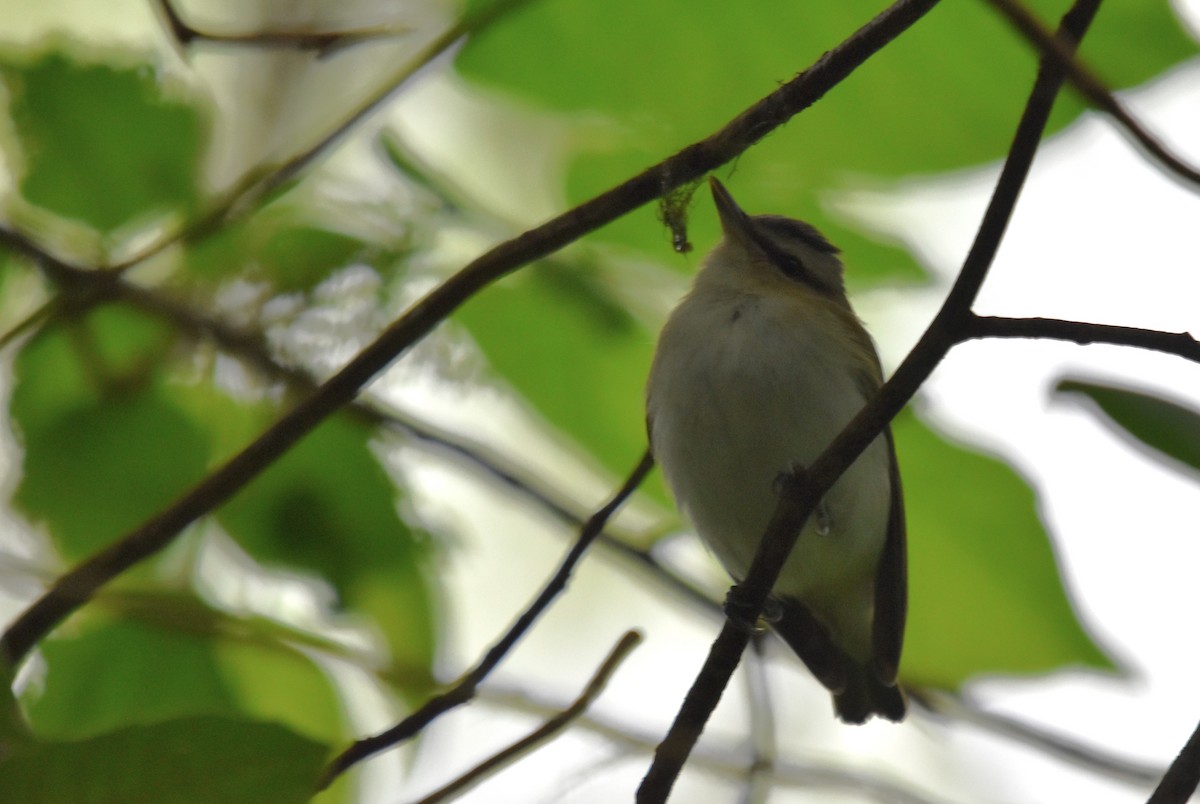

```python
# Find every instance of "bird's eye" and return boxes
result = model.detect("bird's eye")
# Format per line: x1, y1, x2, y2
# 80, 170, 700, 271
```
771, 251, 806, 282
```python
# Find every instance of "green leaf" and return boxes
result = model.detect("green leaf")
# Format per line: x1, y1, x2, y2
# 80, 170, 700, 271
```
11, 306, 210, 560
0, 716, 328, 804
21, 617, 240, 740
456, 1, 1194, 271
214, 637, 344, 745
455, 260, 657, 484
1057, 378, 1200, 474
217, 414, 438, 694
894, 411, 1113, 689
20, 589, 346, 747
1, 48, 206, 234
184, 213, 382, 293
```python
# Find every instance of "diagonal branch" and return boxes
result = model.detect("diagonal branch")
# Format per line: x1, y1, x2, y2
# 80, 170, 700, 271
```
1148, 714, 1200, 804
411, 630, 643, 804
0, 220, 717, 620
981, 0, 1200, 188
112, 0, 536, 273
316, 451, 653, 789
0, 0, 944, 669
914, 689, 1162, 787
152, 0, 409, 57
480, 685, 946, 804
635, 1, 1101, 800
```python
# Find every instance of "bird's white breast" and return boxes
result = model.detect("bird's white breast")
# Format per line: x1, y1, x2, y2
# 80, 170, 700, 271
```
647, 279, 891, 655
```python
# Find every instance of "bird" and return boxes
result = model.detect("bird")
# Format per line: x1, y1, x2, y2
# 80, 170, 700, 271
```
645, 177, 907, 723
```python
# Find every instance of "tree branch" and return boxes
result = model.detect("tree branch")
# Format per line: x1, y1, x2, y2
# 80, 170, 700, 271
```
112, 0, 536, 273
152, 0, 408, 57
913, 689, 1161, 787
965, 315, 1200, 362
410, 630, 642, 804
635, 2, 1101, 799
1148, 715, 1200, 804
739, 637, 777, 804
315, 451, 654, 790
981, 0, 1200, 188
0, 217, 720, 627
0, 0, 943, 670
479, 685, 947, 804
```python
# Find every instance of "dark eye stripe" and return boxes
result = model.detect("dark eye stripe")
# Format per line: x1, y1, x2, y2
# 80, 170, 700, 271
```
755, 215, 840, 255
747, 226, 840, 296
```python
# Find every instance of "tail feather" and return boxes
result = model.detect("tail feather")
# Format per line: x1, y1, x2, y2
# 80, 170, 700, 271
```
834, 665, 905, 724
773, 597, 906, 724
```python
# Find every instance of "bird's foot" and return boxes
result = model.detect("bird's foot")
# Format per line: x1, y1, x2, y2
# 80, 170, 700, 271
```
723, 586, 782, 634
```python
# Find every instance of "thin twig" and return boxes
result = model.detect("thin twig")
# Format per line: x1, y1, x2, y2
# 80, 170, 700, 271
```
112, 0, 536, 273
0, 299, 58, 352
739, 636, 777, 804
411, 630, 643, 804
913, 689, 1162, 787
981, 0, 1200, 188
479, 685, 948, 804
315, 451, 654, 790
966, 315, 1200, 362
152, 0, 408, 57
1148, 715, 1200, 804
0, 219, 721, 630
0, 0, 944, 670
635, 2, 1100, 800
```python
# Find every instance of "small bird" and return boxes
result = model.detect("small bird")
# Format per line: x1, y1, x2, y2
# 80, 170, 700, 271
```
646, 177, 907, 723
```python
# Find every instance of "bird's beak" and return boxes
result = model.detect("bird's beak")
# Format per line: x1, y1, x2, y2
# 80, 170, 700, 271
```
709, 177, 755, 245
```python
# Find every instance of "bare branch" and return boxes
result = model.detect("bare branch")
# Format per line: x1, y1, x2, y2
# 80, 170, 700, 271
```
966, 315, 1200, 363
739, 637, 777, 804
981, 0, 1200, 188
410, 630, 643, 804
152, 0, 408, 57
0, 217, 722, 645
0, 0, 943, 671
315, 451, 654, 790
1148, 715, 1200, 804
480, 685, 949, 804
636, 2, 1100, 799
112, 0, 537, 272
914, 689, 1161, 787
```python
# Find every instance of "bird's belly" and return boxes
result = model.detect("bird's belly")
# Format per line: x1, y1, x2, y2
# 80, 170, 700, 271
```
649, 321, 891, 614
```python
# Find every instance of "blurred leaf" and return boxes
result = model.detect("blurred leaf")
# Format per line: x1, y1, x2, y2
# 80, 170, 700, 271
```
184, 211, 386, 293
21, 617, 240, 741
1057, 378, 1200, 474
11, 306, 210, 559
261, 227, 369, 291
457, 1, 1194, 271
895, 411, 1113, 689
217, 414, 437, 695
214, 639, 343, 746
111, 591, 346, 745
1, 49, 206, 234
0, 684, 26, 743
0, 716, 327, 804
21, 589, 345, 748
455, 260, 656, 483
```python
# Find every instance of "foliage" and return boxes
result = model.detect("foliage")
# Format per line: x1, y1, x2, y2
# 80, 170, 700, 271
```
0, 1, 1194, 802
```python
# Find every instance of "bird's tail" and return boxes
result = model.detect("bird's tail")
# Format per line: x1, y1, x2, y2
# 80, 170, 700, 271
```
833, 664, 905, 724
772, 597, 905, 724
